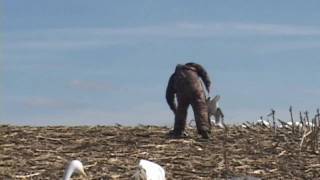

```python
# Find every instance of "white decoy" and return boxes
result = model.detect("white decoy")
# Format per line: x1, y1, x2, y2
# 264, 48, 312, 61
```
241, 123, 249, 128
305, 121, 315, 127
210, 116, 225, 128
285, 121, 303, 128
133, 159, 165, 180
63, 160, 87, 180
206, 95, 225, 128
256, 117, 270, 128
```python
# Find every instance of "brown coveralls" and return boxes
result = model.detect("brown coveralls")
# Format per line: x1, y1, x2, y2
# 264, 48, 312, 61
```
166, 63, 211, 138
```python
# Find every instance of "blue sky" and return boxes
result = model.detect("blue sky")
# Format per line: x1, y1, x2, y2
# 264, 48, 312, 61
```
2, 1, 320, 126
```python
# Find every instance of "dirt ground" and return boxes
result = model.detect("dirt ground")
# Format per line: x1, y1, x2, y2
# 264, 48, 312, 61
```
1, 124, 320, 179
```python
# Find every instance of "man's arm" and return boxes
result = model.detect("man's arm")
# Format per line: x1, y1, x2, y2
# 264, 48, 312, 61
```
166, 74, 177, 114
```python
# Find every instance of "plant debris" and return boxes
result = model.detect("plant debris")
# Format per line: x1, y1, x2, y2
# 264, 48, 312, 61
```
1, 125, 320, 179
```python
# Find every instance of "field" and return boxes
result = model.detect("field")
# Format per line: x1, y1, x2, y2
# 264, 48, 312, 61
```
1, 124, 320, 179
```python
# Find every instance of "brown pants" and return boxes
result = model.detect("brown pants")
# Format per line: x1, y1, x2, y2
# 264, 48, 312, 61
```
174, 90, 210, 135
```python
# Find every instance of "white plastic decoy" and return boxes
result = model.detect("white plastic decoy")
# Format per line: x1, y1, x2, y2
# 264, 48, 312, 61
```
138, 159, 165, 180
63, 160, 87, 180
257, 116, 270, 128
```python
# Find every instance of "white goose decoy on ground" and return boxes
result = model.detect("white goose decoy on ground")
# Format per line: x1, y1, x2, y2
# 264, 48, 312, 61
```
256, 116, 270, 128
285, 121, 303, 128
206, 95, 225, 128
305, 121, 315, 128
63, 160, 87, 180
133, 159, 166, 180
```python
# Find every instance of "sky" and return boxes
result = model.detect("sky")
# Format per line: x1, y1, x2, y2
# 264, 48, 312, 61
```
2, 0, 320, 126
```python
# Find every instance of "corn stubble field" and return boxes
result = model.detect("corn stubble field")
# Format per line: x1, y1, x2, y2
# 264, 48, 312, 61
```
1, 124, 320, 179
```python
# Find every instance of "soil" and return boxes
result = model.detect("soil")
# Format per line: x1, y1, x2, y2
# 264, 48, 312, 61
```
1, 125, 320, 179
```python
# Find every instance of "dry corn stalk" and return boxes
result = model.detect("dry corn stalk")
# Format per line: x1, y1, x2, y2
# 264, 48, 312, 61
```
300, 129, 312, 150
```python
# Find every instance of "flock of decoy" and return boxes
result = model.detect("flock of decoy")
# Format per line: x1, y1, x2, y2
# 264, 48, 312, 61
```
63, 159, 165, 180
37, 102, 320, 179
61, 96, 221, 180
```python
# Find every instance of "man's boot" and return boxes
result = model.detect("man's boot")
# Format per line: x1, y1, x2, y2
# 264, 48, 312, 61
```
168, 130, 188, 138
199, 130, 209, 139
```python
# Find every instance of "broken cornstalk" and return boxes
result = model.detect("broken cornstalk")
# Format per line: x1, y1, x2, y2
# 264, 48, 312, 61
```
271, 109, 276, 134
289, 106, 295, 134
305, 111, 310, 131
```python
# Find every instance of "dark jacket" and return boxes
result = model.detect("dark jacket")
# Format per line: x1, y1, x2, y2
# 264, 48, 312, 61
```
166, 63, 211, 113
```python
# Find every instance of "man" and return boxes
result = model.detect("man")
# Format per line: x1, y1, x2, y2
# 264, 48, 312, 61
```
166, 62, 211, 139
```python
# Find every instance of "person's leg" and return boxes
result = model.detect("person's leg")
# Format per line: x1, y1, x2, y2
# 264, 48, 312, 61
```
173, 96, 190, 136
191, 92, 210, 139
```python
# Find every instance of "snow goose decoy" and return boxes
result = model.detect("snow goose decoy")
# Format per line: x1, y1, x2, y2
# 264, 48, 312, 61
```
256, 116, 270, 128
206, 95, 225, 128
63, 160, 87, 180
132, 159, 165, 180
